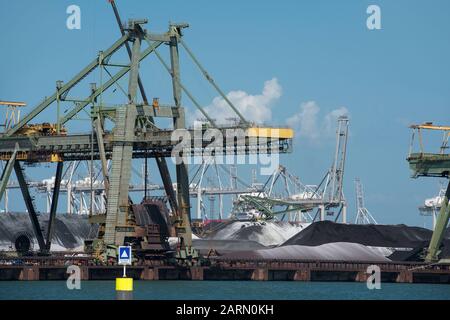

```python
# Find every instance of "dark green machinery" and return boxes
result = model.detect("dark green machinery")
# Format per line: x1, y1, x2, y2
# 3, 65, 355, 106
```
407, 123, 450, 262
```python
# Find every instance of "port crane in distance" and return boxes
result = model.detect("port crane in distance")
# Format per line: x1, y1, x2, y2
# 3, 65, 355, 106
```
0, 101, 26, 131
407, 123, 450, 262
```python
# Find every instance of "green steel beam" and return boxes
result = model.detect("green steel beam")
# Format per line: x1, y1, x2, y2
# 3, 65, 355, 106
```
45, 161, 63, 251
0, 129, 292, 156
104, 106, 137, 245
6, 34, 129, 136
14, 161, 47, 253
60, 41, 163, 125
408, 153, 450, 178
109, 1, 180, 223
0, 143, 19, 203
145, 32, 171, 42
240, 195, 274, 217
156, 156, 179, 214
179, 38, 248, 126
104, 24, 143, 246
145, 37, 218, 127
127, 28, 141, 104
94, 117, 110, 192
110, 1, 149, 105
425, 180, 450, 262
169, 28, 194, 252
239, 194, 317, 219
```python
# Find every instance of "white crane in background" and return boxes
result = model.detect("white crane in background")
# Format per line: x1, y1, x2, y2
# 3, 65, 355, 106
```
354, 178, 377, 225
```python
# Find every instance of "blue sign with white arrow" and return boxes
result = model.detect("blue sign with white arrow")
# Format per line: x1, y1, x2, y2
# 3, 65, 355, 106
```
118, 246, 132, 265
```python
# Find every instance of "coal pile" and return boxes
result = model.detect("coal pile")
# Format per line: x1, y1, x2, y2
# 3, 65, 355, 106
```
282, 221, 434, 248
210, 221, 450, 262
204, 220, 310, 247
192, 239, 267, 255
281, 221, 450, 261
218, 242, 390, 262
0, 212, 94, 251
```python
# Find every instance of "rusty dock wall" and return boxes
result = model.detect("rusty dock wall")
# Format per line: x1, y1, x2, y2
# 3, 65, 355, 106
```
0, 256, 449, 284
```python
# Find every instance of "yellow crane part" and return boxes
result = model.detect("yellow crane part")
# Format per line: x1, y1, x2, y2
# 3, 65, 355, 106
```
0, 101, 26, 107
410, 123, 450, 131
247, 127, 294, 139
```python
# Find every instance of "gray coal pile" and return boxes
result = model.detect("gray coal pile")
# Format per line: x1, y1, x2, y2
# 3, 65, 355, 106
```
282, 221, 434, 248
201, 221, 450, 262
218, 242, 390, 262
0, 212, 95, 251
203, 220, 310, 247
282, 221, 450, 261
200, 220, 393, 262
192, 239, 267, 255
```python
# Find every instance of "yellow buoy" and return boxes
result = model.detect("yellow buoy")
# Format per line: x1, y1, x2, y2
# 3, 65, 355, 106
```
116, 277, 133, 300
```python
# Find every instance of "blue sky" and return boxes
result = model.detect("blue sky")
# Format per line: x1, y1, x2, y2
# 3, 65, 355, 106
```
0, 0, 449, 227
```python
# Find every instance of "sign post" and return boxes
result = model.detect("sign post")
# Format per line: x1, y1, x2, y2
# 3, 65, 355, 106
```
118, 246, 132, 274
116, 246, 133, 300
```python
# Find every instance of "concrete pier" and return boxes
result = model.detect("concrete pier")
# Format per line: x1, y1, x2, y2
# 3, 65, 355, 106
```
190, 267, 204, 280
397, 270, 413, 283
251, 268, 269, 281
355, 271, 369, 282
20, 266, 39, 281
294, 269, 311, 281
141, 267, 158, 280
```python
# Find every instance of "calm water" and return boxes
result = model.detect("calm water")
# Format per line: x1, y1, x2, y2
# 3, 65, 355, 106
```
0, 281, 449, 300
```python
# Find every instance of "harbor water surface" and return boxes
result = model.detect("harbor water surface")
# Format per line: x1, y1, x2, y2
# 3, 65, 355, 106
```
0, 281, 449, 300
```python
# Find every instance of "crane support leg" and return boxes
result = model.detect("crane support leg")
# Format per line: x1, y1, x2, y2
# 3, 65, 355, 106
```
108, 0, 179, 216
156, 157, 179, 214
45, 161, 63, 251
169, 28, 194, 255
103, 107, 136, 246
104, 23, 142, 246
174, 109, 194, 252
95, 117, 110, 191
0, 144, 19, 203
425, 180, 450, 262
14, 161, 46, 253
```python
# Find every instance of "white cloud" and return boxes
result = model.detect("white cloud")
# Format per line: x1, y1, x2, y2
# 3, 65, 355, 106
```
286, 101, 321, 140
286, 101, 349, 141
194, 78, 282, 124
324, 107, 349, 132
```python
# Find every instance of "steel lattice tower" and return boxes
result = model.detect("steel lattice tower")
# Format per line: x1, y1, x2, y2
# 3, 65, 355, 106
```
354, 178, 377, 225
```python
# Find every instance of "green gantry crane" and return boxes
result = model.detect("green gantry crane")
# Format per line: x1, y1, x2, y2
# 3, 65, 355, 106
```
407, 123, 450, 262
0, 3, 294, 261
